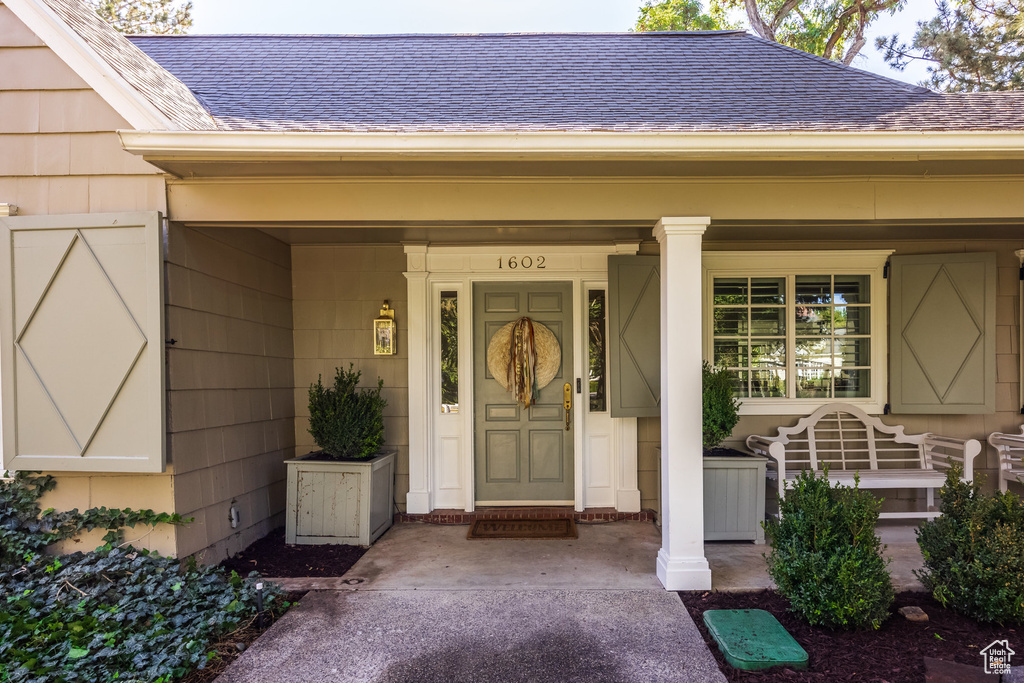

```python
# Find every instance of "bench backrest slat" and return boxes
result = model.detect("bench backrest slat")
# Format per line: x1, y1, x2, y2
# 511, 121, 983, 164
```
752, 402, 926, 472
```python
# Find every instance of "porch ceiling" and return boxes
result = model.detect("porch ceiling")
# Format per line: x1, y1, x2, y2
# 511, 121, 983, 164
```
185, 219, 1024, 246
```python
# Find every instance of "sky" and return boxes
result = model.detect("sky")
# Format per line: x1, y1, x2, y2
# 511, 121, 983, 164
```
190, 0, 939, 86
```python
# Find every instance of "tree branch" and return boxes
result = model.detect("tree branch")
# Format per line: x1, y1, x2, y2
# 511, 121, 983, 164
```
769, 0, 803, 33
744, 0, 774, 41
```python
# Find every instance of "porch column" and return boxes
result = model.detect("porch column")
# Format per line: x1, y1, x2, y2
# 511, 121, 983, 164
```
654, 217, 712, 591
404, 245, 431, 514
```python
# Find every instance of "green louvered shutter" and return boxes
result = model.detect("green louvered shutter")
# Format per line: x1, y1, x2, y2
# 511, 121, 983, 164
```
608, 255, 661, 417
889, 252, 997, 414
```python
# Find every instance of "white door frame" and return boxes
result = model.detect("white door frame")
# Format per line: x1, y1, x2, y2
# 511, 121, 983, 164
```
404, 243, 641, 514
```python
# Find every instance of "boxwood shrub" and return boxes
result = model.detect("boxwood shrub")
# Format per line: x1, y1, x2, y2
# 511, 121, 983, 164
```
764, 469, 894, 630
916, 465, 1024, 625
308, 364, 387, 460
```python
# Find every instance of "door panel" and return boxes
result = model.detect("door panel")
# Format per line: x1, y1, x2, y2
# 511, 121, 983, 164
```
474, 281, 573, 503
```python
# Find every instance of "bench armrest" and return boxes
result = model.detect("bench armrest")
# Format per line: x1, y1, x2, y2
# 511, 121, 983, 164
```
746, 435, 787, 497
745, 435, 785, 463
923, 435, 982, 482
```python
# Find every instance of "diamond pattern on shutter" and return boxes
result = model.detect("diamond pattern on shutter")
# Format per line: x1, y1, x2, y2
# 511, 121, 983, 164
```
890, 252, 996, 414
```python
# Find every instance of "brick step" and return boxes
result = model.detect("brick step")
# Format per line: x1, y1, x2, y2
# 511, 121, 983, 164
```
396, 507, 656, 525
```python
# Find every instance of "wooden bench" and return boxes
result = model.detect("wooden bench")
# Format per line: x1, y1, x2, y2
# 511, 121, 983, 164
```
988, 426, 1024, 492
746, 403, 982, 519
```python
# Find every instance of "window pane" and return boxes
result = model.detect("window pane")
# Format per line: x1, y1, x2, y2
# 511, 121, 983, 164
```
835, 369, 870, 398
440, 291, 458, 411
730, 370, 750, 398
751, 367, 786, 397
714, 339, 748, 367
713, 278, 747, 305
796, 366, 831, 399
795, 275, 831, 304
840, 306, 871, 335
713, 308, 748, 336
835, 338, 870, 367
588, 290, 606, 412
750, 278, 785, 304
750, 308, 785, 335
794, 306, 832, 334
834, 275, 870, 304
795, 337, 832, 365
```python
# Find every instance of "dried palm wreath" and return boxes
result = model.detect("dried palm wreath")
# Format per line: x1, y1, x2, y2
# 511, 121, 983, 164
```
486, 317, 561, 408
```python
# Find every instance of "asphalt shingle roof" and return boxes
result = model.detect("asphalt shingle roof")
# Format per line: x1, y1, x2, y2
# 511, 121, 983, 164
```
43, 0, 215, 130
124, 31, 1024, 134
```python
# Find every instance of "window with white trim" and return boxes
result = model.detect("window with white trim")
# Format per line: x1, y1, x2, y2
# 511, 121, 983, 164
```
702, 251, 892, 415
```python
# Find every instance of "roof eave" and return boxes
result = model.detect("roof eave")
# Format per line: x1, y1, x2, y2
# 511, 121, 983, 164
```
118, 129, 1024, 163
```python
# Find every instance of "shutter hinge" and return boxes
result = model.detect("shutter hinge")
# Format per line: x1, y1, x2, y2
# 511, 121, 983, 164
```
883, 403, 891, 415
165, 338, 177, 345
883, 261, 889, 279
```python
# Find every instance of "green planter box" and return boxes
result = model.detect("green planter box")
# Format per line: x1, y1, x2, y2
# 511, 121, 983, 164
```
285, 449, 396, 547
703, 455, 767, 543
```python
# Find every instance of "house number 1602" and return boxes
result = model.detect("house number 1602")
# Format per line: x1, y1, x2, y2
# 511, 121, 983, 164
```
497, 256, 546, 269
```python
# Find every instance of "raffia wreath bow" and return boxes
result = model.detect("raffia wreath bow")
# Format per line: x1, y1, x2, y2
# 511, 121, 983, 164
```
506, 317, 539, 408
486, 318, 561, 407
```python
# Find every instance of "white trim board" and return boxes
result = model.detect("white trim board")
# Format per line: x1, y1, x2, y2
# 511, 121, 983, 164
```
404, 242, 641, 514
120, 129, 1024, 162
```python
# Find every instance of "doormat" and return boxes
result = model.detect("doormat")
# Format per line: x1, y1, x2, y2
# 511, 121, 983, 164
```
467, 518, 577, 540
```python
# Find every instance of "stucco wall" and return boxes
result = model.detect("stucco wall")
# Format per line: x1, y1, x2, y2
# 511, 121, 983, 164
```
165, 225, 294, 560
291, 245, 410, 510
2, 1, 176, 554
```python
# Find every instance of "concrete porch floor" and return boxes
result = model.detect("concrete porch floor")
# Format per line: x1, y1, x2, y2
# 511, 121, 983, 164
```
267, 519, 926, 593
221, 521, 927, 682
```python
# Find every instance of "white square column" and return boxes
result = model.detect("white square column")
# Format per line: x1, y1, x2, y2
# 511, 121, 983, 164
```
654, 217, 712, 591
404, 244, 431, 514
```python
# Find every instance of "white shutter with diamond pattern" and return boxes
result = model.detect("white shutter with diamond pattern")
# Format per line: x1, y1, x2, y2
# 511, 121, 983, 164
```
1, 212, 165, 472
889, 252, 996, 414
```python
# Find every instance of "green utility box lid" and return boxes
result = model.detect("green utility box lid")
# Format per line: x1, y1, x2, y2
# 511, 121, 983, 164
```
703, 609, 808, 671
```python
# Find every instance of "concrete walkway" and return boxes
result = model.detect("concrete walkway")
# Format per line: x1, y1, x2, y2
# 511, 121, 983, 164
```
218, 589, 725, 683
218, 520, 926, 681
219, 522, 726, 682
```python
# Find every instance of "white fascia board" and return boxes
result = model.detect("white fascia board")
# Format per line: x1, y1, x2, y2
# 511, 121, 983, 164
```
5, 0, 176, 131
118, 129, 1024, 162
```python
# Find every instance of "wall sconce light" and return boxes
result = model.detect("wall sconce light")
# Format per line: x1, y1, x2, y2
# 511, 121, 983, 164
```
374, 300, 396, 355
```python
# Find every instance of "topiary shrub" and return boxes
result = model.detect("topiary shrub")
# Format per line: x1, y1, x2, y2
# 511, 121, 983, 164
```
916, 465, 1024, 625
308, 364, 387, 460
763, 469, 894, 629
702, 361, 741, 448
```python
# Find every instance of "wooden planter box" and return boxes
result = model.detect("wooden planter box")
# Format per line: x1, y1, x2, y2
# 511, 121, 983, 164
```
703, 454, 767, 544
285, 449, 396, 547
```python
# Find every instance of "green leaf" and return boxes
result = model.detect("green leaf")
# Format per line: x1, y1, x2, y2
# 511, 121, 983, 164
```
68, 647, 90, 659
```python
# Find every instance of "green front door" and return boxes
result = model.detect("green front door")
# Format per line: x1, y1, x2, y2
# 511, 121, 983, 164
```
474, 282, 574, 504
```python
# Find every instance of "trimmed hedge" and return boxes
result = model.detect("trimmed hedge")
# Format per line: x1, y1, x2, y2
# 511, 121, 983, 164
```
764, 469, 894, 630
916, 466, 1024, 625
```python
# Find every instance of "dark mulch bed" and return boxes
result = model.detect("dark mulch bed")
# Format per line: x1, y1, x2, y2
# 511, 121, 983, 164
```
681, 590, 1015, 682
219, 527, 367, 577
179, 590, 307, 683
